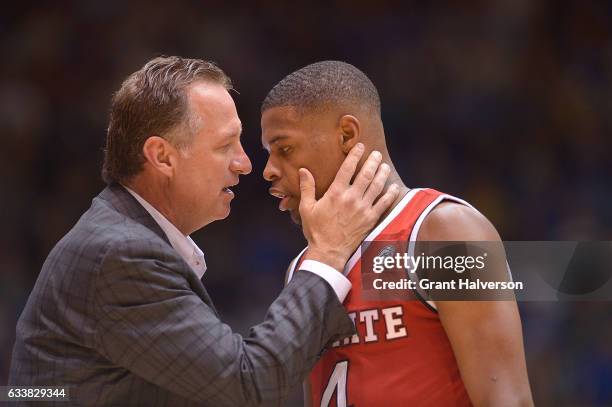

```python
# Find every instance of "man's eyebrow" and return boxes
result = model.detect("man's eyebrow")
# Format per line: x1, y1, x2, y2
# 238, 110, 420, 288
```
225, 126, 242, 139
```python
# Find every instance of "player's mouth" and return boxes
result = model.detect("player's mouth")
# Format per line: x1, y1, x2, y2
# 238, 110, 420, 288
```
269, 188, 291, 211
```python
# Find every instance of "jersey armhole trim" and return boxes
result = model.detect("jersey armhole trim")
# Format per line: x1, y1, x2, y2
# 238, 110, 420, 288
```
407, 194, 475, 312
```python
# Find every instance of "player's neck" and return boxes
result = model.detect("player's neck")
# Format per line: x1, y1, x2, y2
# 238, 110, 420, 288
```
379, 171, 409, 220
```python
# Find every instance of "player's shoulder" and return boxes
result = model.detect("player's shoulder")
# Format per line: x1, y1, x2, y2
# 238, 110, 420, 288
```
417, 197, 501, 242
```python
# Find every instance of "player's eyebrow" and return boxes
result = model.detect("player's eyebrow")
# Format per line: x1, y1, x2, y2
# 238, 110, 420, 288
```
268, 135, 289, 145
263, 134, 289, 152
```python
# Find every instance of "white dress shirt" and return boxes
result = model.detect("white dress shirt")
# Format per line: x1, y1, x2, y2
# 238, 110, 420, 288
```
124, 186, 351, 301
125, 187, 207, 279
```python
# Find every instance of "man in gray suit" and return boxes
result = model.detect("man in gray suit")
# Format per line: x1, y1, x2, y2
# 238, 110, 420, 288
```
8, 56, 399, 406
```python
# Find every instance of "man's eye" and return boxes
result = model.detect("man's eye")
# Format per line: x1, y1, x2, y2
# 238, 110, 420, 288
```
280, 146, 292, 155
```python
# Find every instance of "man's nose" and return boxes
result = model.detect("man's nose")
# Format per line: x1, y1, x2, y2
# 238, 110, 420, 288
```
263, 157, 280, 182
231, 146, 252, 175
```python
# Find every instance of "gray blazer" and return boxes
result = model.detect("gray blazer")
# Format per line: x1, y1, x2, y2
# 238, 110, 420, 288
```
9, 184, 354, 406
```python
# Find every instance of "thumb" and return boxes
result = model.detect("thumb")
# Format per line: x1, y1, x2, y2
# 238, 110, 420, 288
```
298, 168, 316, 208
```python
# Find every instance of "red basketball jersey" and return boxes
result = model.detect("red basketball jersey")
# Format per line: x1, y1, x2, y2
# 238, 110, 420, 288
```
287, 188, 473, 407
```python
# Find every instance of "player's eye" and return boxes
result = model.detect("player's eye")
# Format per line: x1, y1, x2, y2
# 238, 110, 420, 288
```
280, 146, 292, 155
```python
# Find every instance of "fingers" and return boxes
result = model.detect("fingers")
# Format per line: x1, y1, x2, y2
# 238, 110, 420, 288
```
351, 150, 383, 196
333, 143, 365, 186
298, 168, 316, 210
372, 184, 400, 217
363, 162, 391, 204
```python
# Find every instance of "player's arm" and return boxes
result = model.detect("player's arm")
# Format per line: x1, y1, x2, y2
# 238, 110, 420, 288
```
418, 202, 534, 407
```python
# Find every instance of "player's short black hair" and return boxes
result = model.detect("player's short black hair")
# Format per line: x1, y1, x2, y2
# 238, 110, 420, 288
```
261, 61, 381, 115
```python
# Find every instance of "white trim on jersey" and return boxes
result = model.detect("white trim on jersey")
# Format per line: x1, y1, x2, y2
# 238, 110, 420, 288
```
343, 188, 423, 277
408, 194, 475, 244
286, 246, 308, 284
406, 194, 475, 310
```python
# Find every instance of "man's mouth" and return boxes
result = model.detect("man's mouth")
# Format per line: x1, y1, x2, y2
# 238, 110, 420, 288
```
222, 181, 239, 196
269, 188, 291, 211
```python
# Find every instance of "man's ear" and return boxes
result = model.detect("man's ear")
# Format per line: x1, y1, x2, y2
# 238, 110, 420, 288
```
338, 115, 361, 154
142, 136, 178, 178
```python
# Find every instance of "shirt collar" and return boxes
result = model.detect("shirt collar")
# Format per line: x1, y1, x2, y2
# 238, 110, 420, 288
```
123, 186, 207, 279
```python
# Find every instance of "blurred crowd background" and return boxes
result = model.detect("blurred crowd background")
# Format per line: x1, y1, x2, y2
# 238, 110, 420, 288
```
1, 0, 611, 405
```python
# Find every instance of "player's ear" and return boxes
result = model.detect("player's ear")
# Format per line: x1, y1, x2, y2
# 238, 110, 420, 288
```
142, 136, 179, 178
338, 114, 361, 154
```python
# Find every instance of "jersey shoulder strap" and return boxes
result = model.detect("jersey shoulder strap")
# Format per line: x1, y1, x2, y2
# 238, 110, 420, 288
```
285, 246, 308, 284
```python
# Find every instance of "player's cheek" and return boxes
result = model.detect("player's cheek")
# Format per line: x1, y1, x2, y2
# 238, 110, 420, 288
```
289, 166, 301, 196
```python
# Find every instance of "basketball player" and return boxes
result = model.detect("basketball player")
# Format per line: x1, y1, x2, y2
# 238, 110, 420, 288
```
260, 61, 533, 406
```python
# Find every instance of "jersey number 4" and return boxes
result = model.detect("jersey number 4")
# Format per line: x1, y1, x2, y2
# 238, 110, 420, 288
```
320, 360, 349, 407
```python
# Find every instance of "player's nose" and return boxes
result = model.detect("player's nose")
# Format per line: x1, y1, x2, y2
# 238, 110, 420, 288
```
263, 157, 280, 182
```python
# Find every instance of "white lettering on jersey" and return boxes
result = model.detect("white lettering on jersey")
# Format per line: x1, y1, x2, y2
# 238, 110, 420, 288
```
342, 312, 360, 345
330, 306, 409, 348
381, 306, 408, 340
359, 309, 380, 343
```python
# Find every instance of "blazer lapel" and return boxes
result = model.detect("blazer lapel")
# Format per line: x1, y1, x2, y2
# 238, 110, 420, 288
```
98, 184, 219, 314
98, 183, 171, 246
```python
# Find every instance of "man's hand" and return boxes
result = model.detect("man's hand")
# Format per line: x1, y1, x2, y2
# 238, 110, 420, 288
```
299, 143, 399, 271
